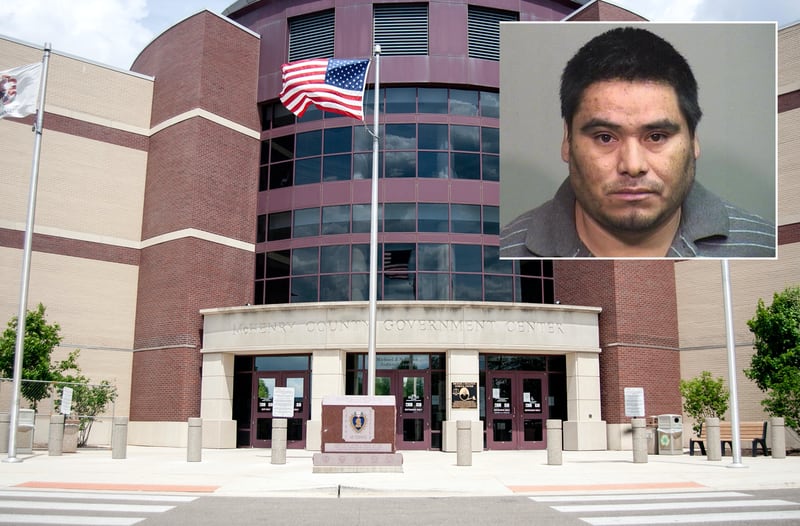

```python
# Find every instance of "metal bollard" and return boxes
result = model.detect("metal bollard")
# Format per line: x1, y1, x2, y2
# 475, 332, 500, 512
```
187, 417, 202, 462
112, 416, 128, 459
706, 418, 721, 461
456, 420, 472, 466
271, 418, 287, 465
48, 414, 65, 456
546, 419, 563, 465
631, 418, 647, 464
770, 417, 786, 459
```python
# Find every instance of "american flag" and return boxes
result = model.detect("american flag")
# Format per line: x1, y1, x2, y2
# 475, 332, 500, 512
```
280, 58, 370, 121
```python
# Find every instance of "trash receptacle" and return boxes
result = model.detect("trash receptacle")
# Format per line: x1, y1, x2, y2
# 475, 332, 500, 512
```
646, 416, 659, 455
657, 414, 683, 455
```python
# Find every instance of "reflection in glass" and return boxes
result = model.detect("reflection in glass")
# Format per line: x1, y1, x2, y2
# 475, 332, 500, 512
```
418, 152, 449, 178
323, 154, 351, 181
451, 125, 480, 152
418, 123, 449, 150
290, 275, 318, 303
451, 152, 480, 179
418, 203, 448, 232
385, 151, 416, 178
322, 205, 351, 234
291, 247, 319, 275
293, 207, 319, 238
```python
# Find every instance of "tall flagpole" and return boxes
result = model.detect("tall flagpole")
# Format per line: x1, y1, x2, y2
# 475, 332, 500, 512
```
4, 43, 52, 464
367, 44, 381, 396
721, 259, 745, 468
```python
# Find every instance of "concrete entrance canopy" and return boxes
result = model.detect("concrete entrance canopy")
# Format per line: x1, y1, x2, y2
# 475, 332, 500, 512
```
199, 301, 604, 450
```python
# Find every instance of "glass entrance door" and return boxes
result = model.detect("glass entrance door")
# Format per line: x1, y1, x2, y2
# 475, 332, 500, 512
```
485, 371, 547, 450
376, 370, 431, 450
252, 371, 309, 448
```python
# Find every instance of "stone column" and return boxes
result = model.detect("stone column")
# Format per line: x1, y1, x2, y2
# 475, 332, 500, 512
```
48, 414, 65, 456
706, 418, 721, 461
631, 418, 647, 463
187, 417, 202, 462
271, 418, 287, 465
770, 417, 786, 459
112, 416, 128, 459
547, 419, 563, 465
456, 420, 472, 466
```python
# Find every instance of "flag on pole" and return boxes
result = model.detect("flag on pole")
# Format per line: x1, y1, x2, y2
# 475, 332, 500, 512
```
0, 63, 43, 119
280, 58, 370, 120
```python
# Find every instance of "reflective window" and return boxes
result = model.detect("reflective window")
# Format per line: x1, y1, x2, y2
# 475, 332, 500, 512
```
351, 244, 370, 272
418, 124, 449, 150
453, 274, 482, 301
451, 125, 480, 152
322, 205, 351, 234
267, 212, 291, 241
320, 274, 349, 301
480, 91, 500, 118
418, 203, 448, 232
483, 205, 499, 235
450, 89, 479, 116
269, 162, 293, 189
384, 203, 415, 232
418, 152, 449, 178
452, 244, 482, 272
257, 214, 266, 243
271, 135, 294, 162
385, 124, 416, 150
482, 154, 499, 182
324, 127, 352, 154
385, 151, 416, 178
418, 273, 450, 300
484, 275, 513, 302
323, 154, 351, 181
255, 355, 310, 371
451, 153, 480, 179
291, 276, 318, 303
296, 130, 322, 157
293, 207, 320, 238
295, 158, 321, 185
418, 88, 448, 113
352, 204, 374, 233
386, 87, 417, 113
354, 126, 372, 152
321, 245, 350, 273
353, 152, 373, 179
418, 243, 449, 271
452, 204, 481, 233
266, 250, 290, 278
484, 245, 512, 274
292, 247, 318, 275
481, 127, 499, 154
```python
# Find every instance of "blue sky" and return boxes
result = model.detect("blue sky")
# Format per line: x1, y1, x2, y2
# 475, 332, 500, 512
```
1, 0, 799, 70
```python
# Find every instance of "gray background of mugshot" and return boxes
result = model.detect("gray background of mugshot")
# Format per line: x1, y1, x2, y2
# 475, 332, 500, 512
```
499, 22, 777, 228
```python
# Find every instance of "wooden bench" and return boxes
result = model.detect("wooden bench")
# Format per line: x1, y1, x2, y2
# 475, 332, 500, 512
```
689, 421, 767, 457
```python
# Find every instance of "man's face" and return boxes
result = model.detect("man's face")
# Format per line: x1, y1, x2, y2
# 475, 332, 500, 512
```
562, 80, 700, 239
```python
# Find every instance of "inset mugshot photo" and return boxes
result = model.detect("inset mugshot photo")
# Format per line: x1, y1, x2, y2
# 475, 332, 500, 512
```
499, 22, 777, 259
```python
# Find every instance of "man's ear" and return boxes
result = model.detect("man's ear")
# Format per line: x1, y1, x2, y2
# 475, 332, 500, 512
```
693, 135, 700, 160
561, 121, 570, 163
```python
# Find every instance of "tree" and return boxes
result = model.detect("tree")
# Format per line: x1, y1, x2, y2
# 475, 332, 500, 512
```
55, 365, 118, 447
679, 371, 729, 436
0, 303, 80, 410
745, 286, 800, 432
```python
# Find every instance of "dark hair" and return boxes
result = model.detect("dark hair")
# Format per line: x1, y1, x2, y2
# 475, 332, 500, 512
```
560, 27, 702, 136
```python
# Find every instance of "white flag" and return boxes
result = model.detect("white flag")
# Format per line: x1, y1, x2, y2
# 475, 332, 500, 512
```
0, 62, 43, 119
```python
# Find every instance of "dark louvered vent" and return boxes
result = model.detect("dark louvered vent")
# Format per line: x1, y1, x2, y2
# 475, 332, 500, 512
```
288, 10, 335, 61
468, 6, 518, 61
374, 4, 429, 56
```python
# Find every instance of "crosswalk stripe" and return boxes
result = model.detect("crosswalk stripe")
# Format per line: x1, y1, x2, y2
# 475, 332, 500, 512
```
0, 515, 145, 526
0, 489, 196, 502
553, 498, 795, 513
531, 491, 749, 503
583, 510, 800, 525
0, 500, 174, 513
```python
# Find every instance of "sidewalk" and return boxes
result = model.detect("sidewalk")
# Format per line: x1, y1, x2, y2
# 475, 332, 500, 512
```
1, 447, 798, 497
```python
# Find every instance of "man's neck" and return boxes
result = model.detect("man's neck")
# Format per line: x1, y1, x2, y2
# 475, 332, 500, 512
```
574, 206, 681, 257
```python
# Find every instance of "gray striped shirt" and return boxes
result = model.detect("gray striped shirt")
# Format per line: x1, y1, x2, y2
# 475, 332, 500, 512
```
499, 180, 775, 258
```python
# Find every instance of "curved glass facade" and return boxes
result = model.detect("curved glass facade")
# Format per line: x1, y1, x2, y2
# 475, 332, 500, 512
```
255, 87, 553, 305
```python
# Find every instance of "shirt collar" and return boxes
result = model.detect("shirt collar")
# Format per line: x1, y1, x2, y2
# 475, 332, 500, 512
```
523, 179, 729, 258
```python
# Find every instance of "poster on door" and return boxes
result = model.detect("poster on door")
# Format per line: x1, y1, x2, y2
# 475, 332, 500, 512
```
492, 388, 511, 414
404, 393, 424, 413
523, 391, 542, 413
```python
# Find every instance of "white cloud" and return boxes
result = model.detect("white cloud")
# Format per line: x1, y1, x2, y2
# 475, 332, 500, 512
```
0, 0, 153, 69
0, 0, 233, 70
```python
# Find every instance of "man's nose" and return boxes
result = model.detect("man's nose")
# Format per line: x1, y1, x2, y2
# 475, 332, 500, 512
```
617, 139, 648, 177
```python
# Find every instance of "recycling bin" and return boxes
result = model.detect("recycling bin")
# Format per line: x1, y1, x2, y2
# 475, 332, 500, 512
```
657, 414, 683, 455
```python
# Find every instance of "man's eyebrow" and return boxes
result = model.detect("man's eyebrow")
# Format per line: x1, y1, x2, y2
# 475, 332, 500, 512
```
579, 118, 682, 134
